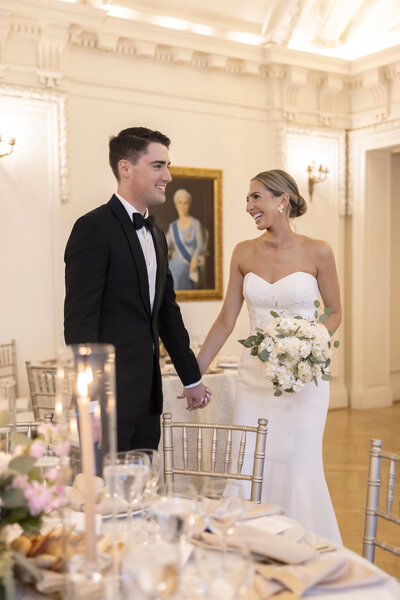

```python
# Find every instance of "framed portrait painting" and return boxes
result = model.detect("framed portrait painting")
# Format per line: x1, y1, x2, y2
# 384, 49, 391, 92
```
150, 167, 223, 301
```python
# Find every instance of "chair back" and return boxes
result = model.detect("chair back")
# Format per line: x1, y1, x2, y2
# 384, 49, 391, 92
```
0, 340, 19, 396
162, 413, 267, 502
26, 361, 57, 421
363, 439, 400, 564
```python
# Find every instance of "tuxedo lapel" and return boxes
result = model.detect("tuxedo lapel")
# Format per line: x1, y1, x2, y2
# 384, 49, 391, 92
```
108, 195, 151, 317
151, 225, 166, 317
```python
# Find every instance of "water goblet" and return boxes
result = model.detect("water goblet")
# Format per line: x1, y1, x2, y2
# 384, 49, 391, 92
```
194, 539, 250, 600
122, 538, 180, 600
201, 480, 244, 546
103, 450, 150, 529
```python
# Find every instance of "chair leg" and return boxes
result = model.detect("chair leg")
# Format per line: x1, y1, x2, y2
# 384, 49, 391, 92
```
363, 439, 382, 562
251, 418, 268, 503
162, 413, 174, 494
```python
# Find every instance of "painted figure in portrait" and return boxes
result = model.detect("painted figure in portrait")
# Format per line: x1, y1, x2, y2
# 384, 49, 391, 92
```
166, 188, 206, 290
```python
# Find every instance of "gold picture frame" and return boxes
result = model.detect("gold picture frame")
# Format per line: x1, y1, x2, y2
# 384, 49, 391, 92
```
150, 166, 223, 301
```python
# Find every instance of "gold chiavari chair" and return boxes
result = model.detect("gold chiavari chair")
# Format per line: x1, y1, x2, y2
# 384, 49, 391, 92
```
162, 412, 268, 502
363, 439, 400, 566
0, 339, 19, 396
25, 361, 57, 421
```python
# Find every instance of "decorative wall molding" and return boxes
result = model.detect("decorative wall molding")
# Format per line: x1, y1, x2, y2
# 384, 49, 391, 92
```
1, 3, 400, 131
348, 118, 400, 215
0, 84, 69, 203
275, 123, 347, 215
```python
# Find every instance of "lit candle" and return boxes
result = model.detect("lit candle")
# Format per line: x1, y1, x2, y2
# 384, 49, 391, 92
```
77, 370, 96, 562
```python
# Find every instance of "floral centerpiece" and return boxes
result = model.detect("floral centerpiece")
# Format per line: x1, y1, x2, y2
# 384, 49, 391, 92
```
239, 301, 339, 396
0, 414, 70, 598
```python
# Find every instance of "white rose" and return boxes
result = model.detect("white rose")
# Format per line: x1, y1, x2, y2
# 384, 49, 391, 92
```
299, 340, 312, 359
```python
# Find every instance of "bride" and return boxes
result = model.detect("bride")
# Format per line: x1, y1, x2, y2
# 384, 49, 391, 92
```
196, 169, 342, 545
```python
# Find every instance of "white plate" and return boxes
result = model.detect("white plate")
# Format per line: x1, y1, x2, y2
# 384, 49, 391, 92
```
217, 363, 239, 369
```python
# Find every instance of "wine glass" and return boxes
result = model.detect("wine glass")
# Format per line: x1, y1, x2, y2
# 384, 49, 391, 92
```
122, 539, 180, 600
200, 480, 244, 546
149, 489, 200, 543
103, 450, 150, 528
194, 540, 250, 600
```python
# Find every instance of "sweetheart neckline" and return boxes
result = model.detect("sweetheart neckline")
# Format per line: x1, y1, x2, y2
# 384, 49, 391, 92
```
244, 271, 317, 286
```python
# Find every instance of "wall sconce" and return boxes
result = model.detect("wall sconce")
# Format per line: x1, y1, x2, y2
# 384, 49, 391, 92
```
306, 162, 329, 201
0, 135, 16, 158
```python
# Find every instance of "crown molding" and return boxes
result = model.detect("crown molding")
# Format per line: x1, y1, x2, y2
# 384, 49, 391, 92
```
0, 84, 69, 202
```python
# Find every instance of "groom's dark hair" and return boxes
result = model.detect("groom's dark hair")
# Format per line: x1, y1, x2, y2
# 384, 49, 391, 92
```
109, 127, 171, 180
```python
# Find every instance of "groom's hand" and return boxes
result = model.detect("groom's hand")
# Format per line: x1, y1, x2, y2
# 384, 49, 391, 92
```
178, 383, 211, 411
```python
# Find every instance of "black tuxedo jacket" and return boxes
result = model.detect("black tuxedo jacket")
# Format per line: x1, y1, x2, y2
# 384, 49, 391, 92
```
64, 194, 201, 422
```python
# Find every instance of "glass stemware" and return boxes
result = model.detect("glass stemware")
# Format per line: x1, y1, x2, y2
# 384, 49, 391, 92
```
103, 450, 150, 527
201, 480, 244, 546
122, 539, 180, 600
194, 540, 250, 600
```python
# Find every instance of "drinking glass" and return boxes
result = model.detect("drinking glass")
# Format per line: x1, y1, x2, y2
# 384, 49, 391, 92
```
103, 450, 150, 526
122, 539, 180, 600
194, 540, 250, 600
201, 480, 244, 544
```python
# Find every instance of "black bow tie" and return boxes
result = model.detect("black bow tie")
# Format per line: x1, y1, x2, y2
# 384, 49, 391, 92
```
132, 213, 154, 231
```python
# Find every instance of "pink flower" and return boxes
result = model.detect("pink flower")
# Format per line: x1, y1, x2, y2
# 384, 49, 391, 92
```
54, 440, 71, 457
12, 474, 28, 489
23, 481, 53, 516
45, 469, 60, 482
29, 440, 46, 458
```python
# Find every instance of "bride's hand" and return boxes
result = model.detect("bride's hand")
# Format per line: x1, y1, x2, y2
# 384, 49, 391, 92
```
177, 384, 211, 410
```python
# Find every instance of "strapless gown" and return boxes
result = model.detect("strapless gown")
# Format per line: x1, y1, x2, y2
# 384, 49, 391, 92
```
234, 271, 342, 545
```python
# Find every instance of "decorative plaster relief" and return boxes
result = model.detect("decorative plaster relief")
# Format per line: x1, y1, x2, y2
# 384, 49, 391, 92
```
275, 123, 346, 215
348, 118, 400, 214
0, 85, 69, 203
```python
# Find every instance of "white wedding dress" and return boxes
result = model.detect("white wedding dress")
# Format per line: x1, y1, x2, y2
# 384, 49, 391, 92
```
234, 271, 342, 545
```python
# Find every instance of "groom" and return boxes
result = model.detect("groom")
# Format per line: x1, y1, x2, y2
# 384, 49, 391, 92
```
64, 127, 210, 451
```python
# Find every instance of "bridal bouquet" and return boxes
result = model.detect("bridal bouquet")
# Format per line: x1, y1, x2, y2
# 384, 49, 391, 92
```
239, 301, 339, 396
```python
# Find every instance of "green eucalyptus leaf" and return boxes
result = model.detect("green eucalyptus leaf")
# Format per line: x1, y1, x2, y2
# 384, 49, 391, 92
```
259, 349, 270, 362
324, 307, 332, 315
2, 487, 26, 509
321, 374, 332, 381
274, 390, 282, 397
270, 311, 279, 318
8, 456, 36, 475
314, 300, 321, 308
334, 340, 340, 348
325, 358, 331, 368
294, 316, 303, 320
314, 310, 319, 319
313, 376, 318, 387
318, 314, 329, 323
238, 339, 253, 348
250, 347, 258, 356
12, 550, 42, 581
328, 329, 334, 337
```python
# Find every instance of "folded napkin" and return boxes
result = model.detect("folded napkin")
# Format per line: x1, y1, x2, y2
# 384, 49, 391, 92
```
238, 502, 284, 521
68, 474, 128, 514
199, 526, 317, 565
253, 554, 389, 599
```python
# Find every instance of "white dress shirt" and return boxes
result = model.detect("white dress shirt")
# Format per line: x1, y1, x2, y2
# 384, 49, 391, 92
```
116, 193, 157, 312
115, 193, 201, 389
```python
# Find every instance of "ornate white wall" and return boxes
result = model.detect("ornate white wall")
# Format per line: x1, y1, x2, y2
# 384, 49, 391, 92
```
1, 0, 400, 407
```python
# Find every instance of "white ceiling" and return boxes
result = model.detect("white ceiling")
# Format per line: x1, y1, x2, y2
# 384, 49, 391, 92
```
93, 0, 400, 60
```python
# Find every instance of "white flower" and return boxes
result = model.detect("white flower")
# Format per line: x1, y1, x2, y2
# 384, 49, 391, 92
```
259, 336, 274, 353
297, 361, 313, 382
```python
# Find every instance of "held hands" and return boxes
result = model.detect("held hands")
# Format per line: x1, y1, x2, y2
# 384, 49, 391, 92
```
178, 383, 211, 411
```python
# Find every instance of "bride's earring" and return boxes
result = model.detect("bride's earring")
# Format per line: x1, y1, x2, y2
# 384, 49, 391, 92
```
277, 204, 283, 213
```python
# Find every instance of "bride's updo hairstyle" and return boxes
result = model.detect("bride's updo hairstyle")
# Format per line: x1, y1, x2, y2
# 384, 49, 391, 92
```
252, 169, 307, 219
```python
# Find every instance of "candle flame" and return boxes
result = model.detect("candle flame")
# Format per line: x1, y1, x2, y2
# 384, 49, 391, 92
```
77, 371, 88, 397
70, 415, 78, 435
77, 367, 93, 396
